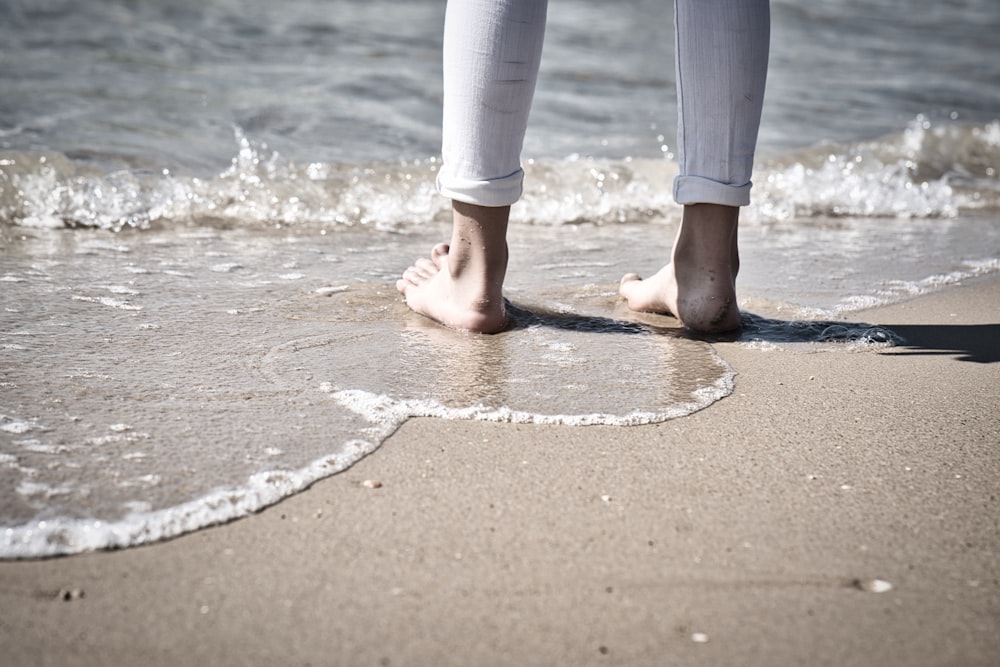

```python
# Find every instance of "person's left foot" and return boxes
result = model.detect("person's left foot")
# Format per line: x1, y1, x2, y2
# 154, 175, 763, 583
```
396, 242, 508, 333
619, 203, 742, 334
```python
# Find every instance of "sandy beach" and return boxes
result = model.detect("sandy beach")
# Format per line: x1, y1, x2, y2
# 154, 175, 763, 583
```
2, 276, 998, 667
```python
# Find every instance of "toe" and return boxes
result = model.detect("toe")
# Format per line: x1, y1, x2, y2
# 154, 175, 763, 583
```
414, 257, 438, 276
430, 243, 450, 265
402, 266, 426, 285
619, 272, 641, 286
618, 273, 641, 296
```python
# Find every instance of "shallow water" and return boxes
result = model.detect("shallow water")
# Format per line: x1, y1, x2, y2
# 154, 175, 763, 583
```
2, 0, 999, 556
1, 225, 737, 556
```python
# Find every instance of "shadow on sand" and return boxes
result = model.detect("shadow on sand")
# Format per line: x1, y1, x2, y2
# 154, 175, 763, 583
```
739, 315, 999, 363
870, 323, 1000, 364
509, 302, 999, 364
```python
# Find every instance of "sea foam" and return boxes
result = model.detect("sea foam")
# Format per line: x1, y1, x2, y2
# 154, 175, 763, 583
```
2, 119, 998, 233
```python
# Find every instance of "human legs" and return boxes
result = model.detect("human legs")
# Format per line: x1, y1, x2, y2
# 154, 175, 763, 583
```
620, 0, 769, 333
397, 0, 547, 333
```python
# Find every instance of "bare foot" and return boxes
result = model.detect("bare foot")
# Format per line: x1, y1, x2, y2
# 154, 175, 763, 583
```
396, 202, 510, 334
619, 204, 742, 334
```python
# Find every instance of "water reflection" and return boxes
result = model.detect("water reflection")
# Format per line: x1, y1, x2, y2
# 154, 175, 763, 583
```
364, 300, 731, 424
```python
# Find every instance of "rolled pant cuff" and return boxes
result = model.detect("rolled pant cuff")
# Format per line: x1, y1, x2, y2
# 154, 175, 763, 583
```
673, 175, 752, 207
436, 168, 524, 207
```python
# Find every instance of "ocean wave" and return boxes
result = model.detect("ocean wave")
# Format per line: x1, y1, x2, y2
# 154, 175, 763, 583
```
750, 116, 1000, 221
1, 118, 997, 232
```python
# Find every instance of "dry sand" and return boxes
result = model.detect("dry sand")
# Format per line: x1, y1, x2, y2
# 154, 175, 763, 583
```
2, 277, 998, 667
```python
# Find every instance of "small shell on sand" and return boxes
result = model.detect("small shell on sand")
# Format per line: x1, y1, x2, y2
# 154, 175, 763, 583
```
315, 285, 349, 296
361, 479, 383, 489
853, 578, 893, 593
691, 632, 709, 643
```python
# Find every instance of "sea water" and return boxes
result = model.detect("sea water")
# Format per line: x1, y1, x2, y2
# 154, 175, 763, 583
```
1, 0, 999, 557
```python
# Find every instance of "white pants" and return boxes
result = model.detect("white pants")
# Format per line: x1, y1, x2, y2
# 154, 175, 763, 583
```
436, 0, 770, 208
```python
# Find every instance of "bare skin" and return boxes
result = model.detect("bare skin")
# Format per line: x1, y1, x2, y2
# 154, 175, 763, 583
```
396, 200, 510, 333
398, 201, 741, 334
619, 203, 742, 333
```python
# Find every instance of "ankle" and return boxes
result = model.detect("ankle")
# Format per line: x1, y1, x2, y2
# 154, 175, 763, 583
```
674, 204, 739, 275
448, 200, 510, 284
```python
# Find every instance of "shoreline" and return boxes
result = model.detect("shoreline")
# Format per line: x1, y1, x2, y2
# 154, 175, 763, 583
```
2, 276, 998, 666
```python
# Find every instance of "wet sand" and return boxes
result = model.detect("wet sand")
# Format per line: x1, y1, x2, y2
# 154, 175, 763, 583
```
1, 277, 998, 667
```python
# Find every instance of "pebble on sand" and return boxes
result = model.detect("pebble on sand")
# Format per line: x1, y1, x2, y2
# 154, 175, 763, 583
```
58, 588, 85, 601
361, 479, 383, 489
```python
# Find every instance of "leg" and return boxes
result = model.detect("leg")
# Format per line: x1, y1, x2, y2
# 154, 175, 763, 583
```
397, 0, 547, 333
620, 0, 769, 333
